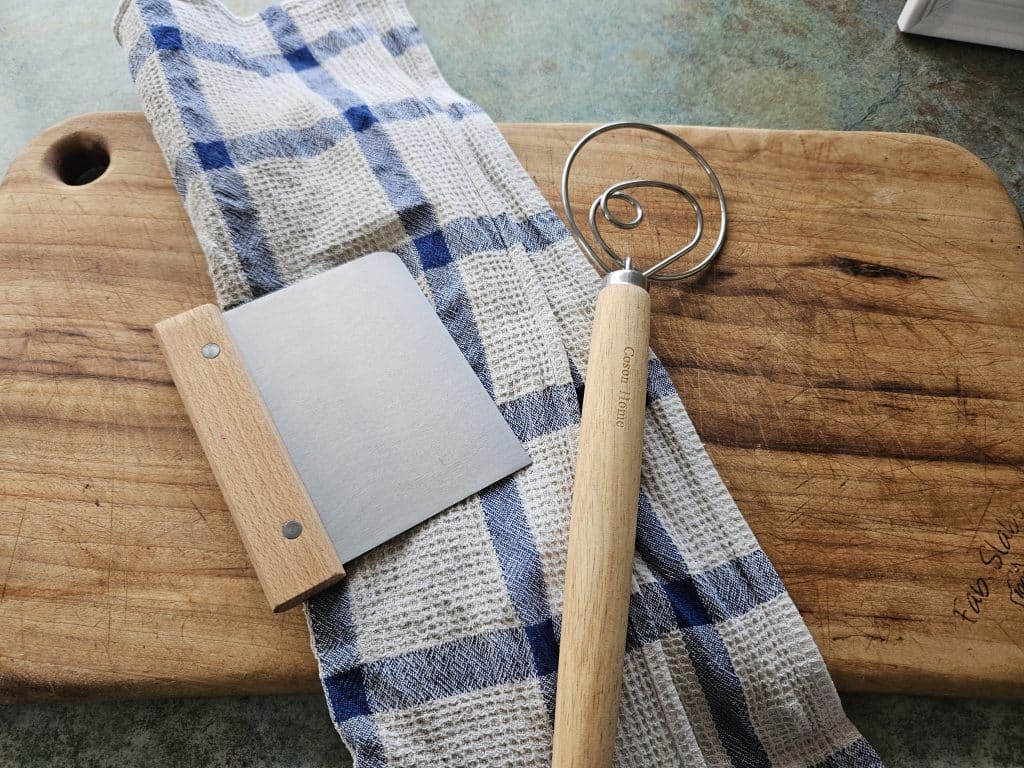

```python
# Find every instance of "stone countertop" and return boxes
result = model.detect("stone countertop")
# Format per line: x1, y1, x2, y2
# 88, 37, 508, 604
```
1, 692, 1023, 767
1, 1, 1022, 766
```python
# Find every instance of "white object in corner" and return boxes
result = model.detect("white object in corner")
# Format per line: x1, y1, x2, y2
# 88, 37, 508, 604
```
898, 0, 1024, 51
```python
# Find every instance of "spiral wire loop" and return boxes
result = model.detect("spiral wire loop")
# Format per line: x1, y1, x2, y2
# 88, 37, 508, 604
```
560, 122, 728, 282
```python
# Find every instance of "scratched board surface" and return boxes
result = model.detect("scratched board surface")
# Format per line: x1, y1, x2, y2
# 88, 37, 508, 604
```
1, 113, 1022, 702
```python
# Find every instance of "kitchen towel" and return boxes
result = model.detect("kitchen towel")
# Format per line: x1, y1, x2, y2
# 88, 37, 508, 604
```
114, 1, 883, 766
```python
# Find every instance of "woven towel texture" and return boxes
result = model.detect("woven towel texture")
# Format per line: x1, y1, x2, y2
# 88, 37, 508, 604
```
115, 1, 882, 766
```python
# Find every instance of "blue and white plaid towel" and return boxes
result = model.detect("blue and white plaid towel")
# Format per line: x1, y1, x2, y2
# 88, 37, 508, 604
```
115, 1, 883, 765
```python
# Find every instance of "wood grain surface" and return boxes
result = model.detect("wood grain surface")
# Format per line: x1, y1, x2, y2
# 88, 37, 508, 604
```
1, 113, 1022, 702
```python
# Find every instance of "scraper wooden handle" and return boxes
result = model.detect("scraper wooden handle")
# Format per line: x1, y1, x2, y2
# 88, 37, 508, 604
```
552, 279, 651, 768
156, 304, 346, 613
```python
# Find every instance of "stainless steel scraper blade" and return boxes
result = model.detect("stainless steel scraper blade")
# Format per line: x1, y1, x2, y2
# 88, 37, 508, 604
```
222, 252, 531, 563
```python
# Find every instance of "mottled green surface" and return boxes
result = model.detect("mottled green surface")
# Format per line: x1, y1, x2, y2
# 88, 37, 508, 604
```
2, 1, 1023, 766
419, 0, 1024, 211
0, 695, 350, 767
845, 694, 1024, 768
2, 692, 1023, 767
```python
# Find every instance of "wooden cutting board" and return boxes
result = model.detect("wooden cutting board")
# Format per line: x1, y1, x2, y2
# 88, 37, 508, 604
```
1, 112, 1022, 703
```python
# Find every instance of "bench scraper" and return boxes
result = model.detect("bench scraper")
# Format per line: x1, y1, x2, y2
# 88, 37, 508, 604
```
155, 252, 531, 612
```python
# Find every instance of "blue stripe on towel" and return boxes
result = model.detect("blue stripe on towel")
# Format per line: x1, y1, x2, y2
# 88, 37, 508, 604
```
636, 493, 773, 767
138, 0, 284, 298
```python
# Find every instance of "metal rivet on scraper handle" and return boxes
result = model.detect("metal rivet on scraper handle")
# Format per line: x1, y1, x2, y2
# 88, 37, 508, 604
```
281, 520, 303, 539
201, 342, 221, 359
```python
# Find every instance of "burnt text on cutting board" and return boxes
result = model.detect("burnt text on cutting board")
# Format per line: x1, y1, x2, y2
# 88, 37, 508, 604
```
953, 503, 1024, 625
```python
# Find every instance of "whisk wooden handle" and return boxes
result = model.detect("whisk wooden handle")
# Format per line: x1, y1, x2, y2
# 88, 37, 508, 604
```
552, 280, 651, 768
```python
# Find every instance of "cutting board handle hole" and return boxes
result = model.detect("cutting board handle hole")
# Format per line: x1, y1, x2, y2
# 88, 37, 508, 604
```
45, 132, 110, 186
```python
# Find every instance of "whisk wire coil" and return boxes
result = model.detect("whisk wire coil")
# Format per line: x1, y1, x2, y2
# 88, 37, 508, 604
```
560, 121, 728, 281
